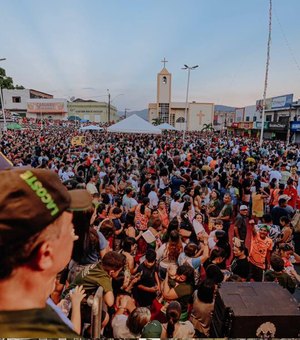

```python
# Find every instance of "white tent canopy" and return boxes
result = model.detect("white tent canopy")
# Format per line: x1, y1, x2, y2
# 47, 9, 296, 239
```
79, 125, 103, 131
107, 114, 161, 134
157, 122, 178, 131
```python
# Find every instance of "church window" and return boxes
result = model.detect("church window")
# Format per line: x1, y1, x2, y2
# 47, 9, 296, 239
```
176, 117, 185, 123
159, 103, 169, 123
162, 76, 167, 84
170, 113, 175, 126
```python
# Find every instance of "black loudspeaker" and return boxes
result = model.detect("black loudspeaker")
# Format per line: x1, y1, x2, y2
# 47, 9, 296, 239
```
211, 282, 300, 338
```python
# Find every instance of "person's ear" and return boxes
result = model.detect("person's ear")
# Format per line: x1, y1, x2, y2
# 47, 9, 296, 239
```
34, 241, 55, 271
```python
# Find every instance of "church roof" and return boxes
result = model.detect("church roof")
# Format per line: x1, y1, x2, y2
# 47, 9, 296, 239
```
159, 67, 170, 75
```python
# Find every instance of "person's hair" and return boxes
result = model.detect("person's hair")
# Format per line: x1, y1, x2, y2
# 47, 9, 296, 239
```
270, 255, 284, 272
124, 211, 135, 228
112, 207, 122, 215
197, 279, 215, 303
145, 248, 157, 262
279, 198, 287, 206
101, 193, 110, 205
176, 264, 195, 285
122, 237, 136, 253
166, 301, 181, 338
210, 247, 226, 261
234, 242, 248, 256
151, 218, 162, 231
262, 214, 272, 223
72, 210, 100, 263
167, 230, 182, 261
99, 219, 114, 239
214, 219, 223, 226
125, 187, 133, 195
102, 251, 126, 272
96, 203, 106, 215
140, 197, 150, 215
184, 242, 198, 257
126, 307, 151, 336
0, 213, 63, 279
280, 216, 290, 225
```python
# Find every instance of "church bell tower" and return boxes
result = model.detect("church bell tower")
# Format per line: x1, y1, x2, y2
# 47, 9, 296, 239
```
157, 57, 171, 123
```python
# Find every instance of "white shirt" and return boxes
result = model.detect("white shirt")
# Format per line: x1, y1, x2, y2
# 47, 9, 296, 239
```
148, 191, 159, 209
86, 182, 98, 195
269, 170, 282, 182
169, 200, 184, 220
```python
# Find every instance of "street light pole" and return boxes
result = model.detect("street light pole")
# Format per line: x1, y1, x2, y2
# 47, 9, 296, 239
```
124, 108, 130, 118
182, 64, 198, 142
0, 58, 7, 132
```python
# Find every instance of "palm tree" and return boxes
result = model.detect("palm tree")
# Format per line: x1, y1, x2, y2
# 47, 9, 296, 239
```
201, 123, 214, 132
152, 117, 163, 126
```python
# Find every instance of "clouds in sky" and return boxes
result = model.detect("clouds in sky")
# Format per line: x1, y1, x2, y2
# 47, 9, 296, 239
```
0, 0, 299, 110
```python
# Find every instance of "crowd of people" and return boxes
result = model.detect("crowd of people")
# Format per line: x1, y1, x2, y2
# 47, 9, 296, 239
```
1, 124, 300, 337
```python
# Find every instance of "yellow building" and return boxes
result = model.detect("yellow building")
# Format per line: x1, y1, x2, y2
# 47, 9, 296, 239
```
148, 61, 214, 131
67, 99, 118, 123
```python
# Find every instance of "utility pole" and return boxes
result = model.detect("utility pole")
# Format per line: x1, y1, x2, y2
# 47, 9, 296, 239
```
107, 89, 111, 123
286, 104, 292, 146
259, 0, 272, 146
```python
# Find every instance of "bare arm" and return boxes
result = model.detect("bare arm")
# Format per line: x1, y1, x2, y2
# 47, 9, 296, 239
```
70, 286, 86, 335
162, 272, 178, 300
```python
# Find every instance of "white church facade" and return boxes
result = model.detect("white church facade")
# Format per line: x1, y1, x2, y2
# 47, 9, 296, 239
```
148, 60, 214, 131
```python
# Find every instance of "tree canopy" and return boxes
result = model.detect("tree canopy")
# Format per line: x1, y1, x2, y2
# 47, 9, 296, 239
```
0, 67, 24, 89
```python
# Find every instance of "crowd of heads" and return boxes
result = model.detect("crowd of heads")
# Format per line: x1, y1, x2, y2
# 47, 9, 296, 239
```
0, 124, 300, 337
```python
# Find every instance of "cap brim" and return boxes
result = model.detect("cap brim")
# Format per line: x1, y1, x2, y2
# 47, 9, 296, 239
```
68, 189, 93, 211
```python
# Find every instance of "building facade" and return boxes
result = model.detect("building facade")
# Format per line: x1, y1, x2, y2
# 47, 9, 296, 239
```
2, 89, 53, 116
67, 99, 118, 123
213, 105, 236, 131
27, 98, 68, 120
148, 63, 214, 131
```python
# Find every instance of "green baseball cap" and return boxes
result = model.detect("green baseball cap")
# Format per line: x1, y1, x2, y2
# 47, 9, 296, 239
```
141, 320, 162, 338
0, 168, 92, 245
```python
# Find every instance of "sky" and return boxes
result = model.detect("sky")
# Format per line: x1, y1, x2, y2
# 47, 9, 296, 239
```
0, 0, 300, 111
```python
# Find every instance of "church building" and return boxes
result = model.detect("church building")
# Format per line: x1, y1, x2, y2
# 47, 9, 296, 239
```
148, 59, 214, 131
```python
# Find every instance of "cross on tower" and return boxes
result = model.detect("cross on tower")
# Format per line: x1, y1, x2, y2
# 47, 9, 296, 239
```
196, 111, 205, 126
161, 57, 168, 68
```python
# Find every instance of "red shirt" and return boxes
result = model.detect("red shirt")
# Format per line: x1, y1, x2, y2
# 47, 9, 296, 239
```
284, 186, 298, 209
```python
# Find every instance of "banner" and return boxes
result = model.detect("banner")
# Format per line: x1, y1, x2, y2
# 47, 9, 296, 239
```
290, 121, 300, 132
71, 136, 85, 146
256, 94, 293, 112
27, 100, 67, 113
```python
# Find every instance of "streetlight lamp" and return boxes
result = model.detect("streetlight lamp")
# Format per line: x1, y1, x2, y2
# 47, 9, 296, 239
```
124, 108, 130, 119
0, 58, 7, 132
107, 89, 123, 123
182, 64, 198, 141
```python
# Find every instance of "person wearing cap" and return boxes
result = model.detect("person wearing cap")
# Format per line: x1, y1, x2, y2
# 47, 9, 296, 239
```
141, 320, 163, 338
0, 168, 92, 337
234, 205, 248, 241
248, 224, 273, 282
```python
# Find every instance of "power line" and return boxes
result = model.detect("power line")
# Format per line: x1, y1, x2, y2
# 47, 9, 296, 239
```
274, 6, 300, 74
